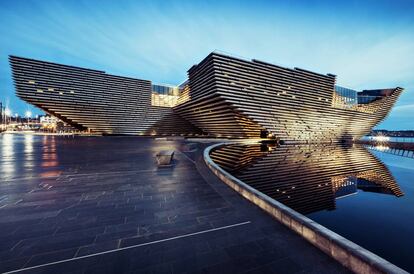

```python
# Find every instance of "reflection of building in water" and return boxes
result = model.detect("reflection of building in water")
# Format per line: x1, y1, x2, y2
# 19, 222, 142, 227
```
0, 133, 15, 179
355, 170, 403, 196
332, 170, 403, 199
210, 144, 403, 214
332, 176, 358, 199
209, 144, 271, 173
365, 143, 414, 159
40, 135, 61, 178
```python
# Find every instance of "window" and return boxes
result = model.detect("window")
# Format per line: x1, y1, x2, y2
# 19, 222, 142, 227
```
334, 86, 357, 105
151, 84, 180, 107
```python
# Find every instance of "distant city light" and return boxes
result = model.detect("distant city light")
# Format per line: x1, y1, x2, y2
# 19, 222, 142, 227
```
374, 145, 390, 151
373, 136, 390, 142
25, 111, 32, 118
5, 108, 11, 116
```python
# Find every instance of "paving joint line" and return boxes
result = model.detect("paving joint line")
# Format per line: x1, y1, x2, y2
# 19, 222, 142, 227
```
2, 221, 251, 274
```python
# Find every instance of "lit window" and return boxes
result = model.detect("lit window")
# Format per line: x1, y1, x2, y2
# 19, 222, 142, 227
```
37, 89, 43, 93
48, 88, 54, 91
28, 80, 36, 84
151, 84, 179, 107
59, 92, 63, 95
70, 91, 75, 94
292, 95, 296, 99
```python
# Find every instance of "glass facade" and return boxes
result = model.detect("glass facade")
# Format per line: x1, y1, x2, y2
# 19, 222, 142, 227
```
335, 86, 386, 105
357, 96, 380, 104
151, 84, 180, 107
334, 85, 357, 105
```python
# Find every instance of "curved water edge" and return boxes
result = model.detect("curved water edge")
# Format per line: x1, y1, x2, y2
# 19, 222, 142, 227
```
204, 142, 408, 274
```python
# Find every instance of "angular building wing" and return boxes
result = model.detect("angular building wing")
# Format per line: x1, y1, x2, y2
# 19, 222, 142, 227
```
10, 52, 404, 141
174, 52, 404, 141
9, 56, 201, 135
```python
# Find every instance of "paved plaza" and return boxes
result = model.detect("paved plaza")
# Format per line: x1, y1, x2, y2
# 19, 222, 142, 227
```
0, 135, 349, 273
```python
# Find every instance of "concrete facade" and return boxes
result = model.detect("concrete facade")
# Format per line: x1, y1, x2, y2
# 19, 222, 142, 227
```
10, 52, 404, 141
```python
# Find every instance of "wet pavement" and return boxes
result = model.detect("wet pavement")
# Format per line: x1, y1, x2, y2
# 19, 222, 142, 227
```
0, 134, 349, 273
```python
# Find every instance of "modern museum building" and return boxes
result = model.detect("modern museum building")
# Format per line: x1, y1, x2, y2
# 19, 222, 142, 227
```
9, 52, 404, 142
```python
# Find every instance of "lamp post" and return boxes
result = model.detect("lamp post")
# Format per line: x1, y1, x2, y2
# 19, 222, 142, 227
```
25, 111, 32, 126
5, 108, 11, 124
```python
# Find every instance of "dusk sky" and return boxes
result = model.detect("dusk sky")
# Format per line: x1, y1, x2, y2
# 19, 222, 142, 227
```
1, 0, 413, 129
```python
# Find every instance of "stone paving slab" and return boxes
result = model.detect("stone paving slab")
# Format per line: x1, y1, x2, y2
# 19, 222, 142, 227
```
0, 135, 349, 273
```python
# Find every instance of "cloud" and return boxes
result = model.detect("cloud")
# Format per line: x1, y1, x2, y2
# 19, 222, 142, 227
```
1, 0, 413, 124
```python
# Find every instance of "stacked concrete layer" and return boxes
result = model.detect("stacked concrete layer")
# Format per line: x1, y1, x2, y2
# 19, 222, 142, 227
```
175, 53, 403, 141
10, 56, 201, 135
174, 55, 265, 138
210, 143, 403, 215
10, 53, 403, 139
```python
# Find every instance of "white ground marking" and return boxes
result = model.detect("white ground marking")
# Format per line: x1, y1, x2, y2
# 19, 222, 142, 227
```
3, 221, 251, 274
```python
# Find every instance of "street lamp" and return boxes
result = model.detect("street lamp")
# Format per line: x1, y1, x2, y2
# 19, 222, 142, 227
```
25, 111, 32, 125
4, 108, 11, 124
